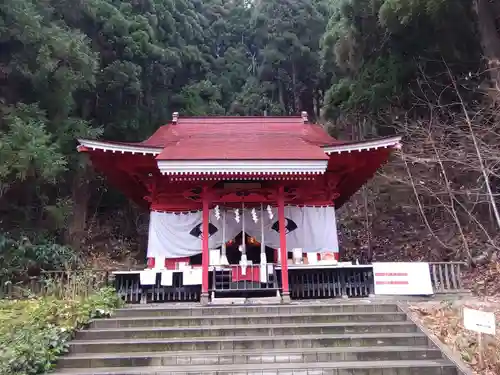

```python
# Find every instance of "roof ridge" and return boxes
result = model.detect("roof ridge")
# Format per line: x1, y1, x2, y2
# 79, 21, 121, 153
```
174, 115, 304, 119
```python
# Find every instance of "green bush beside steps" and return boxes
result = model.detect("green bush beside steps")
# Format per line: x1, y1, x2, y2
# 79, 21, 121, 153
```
0, 287, 123, 375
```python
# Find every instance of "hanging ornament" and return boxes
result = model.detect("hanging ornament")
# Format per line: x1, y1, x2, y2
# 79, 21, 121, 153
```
214, 205, 221, 220
234, 208, 240, 223
267, 205, 274, 220
251, 208, 258, 223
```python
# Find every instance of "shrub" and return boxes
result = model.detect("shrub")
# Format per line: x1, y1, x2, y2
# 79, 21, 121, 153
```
0, 234, 82, 279
0, 287, 123, 375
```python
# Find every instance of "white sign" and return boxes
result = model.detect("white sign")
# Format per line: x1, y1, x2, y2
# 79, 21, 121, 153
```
463, 308, 496, 335
372, 262, 433, 296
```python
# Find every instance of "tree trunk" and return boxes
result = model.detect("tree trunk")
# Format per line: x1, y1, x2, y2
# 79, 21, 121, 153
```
315, 89, 322, 120
475, 0, 500, 101
291, 62, 301, 113
278, 80, 286, 113
66, 157, 91, 250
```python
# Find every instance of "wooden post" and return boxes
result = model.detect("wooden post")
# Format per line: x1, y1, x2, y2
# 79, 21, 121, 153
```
220, 208, 228, 265
278, 186, 290, 302
478, 332, 484, 368
201, 186, 210, 304
260, 203, 266, 263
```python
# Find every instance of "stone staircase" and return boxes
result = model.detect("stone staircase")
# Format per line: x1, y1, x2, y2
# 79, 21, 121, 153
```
54, 302, 460, 375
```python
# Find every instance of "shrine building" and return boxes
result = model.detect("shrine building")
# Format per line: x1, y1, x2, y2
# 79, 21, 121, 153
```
77, 113, 402, 304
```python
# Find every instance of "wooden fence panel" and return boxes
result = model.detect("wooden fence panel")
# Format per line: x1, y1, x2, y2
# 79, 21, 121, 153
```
0, 270, 112, 300
428, 262, 466, 294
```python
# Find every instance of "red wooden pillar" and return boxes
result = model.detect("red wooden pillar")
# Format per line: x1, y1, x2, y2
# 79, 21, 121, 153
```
277, 185, 290, 302
201, 186, 210, 304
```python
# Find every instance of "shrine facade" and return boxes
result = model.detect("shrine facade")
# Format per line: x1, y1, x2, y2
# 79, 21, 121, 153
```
78, 113, 402, 303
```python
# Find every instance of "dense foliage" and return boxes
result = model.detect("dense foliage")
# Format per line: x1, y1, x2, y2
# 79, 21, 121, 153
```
321, 0, 481, 120
0, 287, 122, 375
0, 234, 81, 278
0, 0, 498, 264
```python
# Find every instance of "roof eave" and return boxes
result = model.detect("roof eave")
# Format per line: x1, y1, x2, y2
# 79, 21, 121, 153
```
77, 139, 162, 156
156, 159, 328, 175
322, 135, 402, 154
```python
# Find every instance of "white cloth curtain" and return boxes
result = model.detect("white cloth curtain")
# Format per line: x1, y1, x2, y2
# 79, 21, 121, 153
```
147, 210, 240, 258
146, 206, 339, 259
243, 206, 339, 253
147, 211, 203, 258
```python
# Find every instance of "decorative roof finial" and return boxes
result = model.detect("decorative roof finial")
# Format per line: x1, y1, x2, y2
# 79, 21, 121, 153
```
301, 111, 308, 123
172, 112, 179, 124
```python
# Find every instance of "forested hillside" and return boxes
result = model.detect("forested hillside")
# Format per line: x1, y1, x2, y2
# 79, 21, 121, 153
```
1, 0, 499, 274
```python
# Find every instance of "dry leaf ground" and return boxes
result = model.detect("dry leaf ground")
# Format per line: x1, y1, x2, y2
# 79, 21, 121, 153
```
409, 262, 500, 375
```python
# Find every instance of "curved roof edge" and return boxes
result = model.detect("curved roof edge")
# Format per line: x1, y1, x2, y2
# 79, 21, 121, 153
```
77, 139, 162, 155
322, 135, 402, 154
77, 135, 402, 158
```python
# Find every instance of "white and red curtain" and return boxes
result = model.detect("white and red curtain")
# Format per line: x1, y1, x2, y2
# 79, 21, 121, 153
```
146, 206, 339, 261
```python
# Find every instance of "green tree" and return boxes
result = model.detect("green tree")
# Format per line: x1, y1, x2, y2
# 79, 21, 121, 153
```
320, 0, 482, 123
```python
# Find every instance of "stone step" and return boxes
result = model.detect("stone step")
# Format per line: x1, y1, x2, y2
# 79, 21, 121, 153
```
52, 359, 457, 375
113, 303, 400, 318
58, 346, 444, 368
68, 332, 429, 354
77, 321, 417, 340
92, 311, 408, 329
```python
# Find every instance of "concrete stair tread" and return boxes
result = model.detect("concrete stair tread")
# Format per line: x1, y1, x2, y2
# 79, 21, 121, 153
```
84, 321, 413, 332
115, 301, 399, 316
119, 302, 397, 310
71, 331, 427, 345
53, 359, 454, 374
57, 302, 459, 374
63, 346, 440, 360
98, 311, 405, 322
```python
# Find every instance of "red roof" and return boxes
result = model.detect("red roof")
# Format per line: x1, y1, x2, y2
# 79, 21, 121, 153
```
77, 116, 402, 209
141, 116, 338, 160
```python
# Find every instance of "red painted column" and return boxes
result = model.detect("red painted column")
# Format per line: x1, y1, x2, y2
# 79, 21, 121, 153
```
201, 186, 210, 304
277, 185, 290, 301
